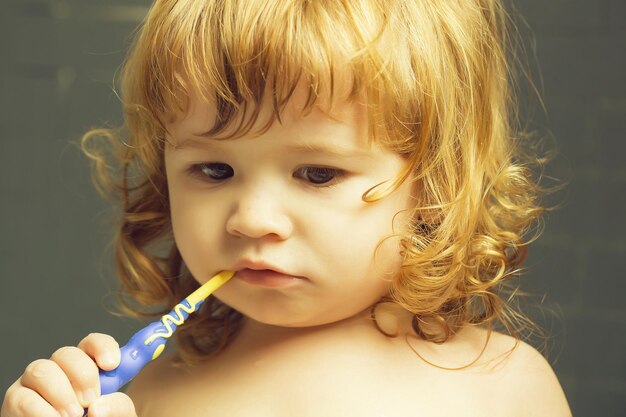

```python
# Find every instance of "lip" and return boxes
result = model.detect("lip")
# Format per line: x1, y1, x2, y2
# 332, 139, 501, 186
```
232, 260, 306, 288
235, 268, 305, 288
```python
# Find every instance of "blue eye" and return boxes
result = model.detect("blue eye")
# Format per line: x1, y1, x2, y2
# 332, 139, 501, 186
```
189, 163, 234, 181
295, 167, 344, 186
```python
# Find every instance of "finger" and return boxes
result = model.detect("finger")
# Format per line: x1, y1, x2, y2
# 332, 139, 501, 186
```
87, 393, 137, 417
77, 334, 120, 371
50, 347, 100, 408
1, 382, 60, 417
19, 361, 83, 417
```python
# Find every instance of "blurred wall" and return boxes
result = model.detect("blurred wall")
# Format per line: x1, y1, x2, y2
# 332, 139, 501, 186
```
514, 1, 626, 415
1, 1, 625, 415
0, 0, 150, 397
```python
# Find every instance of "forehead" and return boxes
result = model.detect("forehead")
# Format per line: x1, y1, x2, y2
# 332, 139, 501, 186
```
166, 79, 369, 147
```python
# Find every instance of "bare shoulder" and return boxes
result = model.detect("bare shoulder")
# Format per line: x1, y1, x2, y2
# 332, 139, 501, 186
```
469, 329, 572, 417
123, 352, 190, 413
123, 352, 169, 400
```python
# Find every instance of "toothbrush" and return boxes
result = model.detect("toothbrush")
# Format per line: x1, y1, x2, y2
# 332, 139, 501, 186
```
97, 270, 234, 395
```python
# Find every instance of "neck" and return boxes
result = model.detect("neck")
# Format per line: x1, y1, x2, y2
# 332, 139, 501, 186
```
229, 308, 379, 350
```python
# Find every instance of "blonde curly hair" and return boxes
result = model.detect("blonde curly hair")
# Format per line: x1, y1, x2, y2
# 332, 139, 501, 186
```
82, 0, 550, 363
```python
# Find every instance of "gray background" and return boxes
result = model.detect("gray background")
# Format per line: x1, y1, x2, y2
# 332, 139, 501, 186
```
1, 0, 625, 415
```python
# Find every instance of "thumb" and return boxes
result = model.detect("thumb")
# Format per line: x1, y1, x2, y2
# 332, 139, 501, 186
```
87, 392, 137, 417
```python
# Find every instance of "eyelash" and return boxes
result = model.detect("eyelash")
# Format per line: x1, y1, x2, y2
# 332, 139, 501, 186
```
188, 163, 233, 182
186, 163, 345, 188
297, 166, 346, 187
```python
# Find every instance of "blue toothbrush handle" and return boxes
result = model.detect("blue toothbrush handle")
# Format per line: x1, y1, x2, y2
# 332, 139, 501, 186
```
94, 271, 233, 397
82, 320, 176, 416
98, 299, 198, 395
83, 271, 234, 416
99, 321, 169, 395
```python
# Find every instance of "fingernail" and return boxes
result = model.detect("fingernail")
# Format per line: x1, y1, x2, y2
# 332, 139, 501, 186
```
64, 403, 85, 417
79, 388, 97, 406
101, 353, 117, 368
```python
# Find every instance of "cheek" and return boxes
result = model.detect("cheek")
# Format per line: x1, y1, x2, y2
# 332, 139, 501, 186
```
168, 186, 225, 275
309, 202, 406, 280
351, 199, 411, 276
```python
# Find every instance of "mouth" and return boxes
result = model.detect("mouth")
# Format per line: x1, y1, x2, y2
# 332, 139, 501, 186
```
233, 260, 307, 288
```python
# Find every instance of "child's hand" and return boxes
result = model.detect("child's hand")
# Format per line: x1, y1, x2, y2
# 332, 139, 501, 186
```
1, 333, 138, 417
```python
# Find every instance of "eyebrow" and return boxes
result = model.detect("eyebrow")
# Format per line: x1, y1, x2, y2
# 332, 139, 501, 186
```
283, 142, 375, 159
175, 137, 376, 160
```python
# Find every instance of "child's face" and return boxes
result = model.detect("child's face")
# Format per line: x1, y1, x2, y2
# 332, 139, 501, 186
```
164, 88, 416, 328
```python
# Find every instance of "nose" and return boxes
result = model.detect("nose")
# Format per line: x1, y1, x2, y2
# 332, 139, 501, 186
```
226, 188, 293, 240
